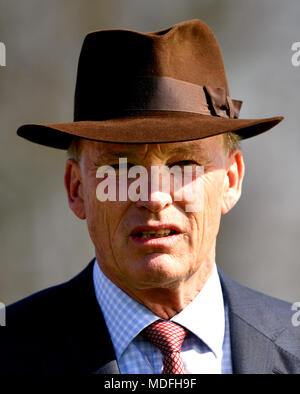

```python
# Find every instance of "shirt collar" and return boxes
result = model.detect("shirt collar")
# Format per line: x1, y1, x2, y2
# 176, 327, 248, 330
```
171, 264, 225, 358
93, 260, 225, 360
93, 260, 158, 359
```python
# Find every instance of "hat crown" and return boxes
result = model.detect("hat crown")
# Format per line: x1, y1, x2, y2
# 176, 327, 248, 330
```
74, 19, 229, 121
16, 19, 283, 149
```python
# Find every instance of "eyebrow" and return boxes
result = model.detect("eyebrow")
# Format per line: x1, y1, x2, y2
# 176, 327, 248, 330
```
166, 145, 206, 155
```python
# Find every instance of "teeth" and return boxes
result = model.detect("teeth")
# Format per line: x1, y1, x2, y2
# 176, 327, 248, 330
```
140, 229, 172, 238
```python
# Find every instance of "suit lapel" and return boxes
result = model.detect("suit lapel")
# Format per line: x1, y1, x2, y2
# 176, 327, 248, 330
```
228, 308, 275, 373
58, 260, 120, 374
93, 360, 120, 374
219, 269, 300, 374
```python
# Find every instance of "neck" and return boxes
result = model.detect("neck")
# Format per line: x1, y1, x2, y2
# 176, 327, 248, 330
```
96, 254, 215, 320
129, 264, 213, 319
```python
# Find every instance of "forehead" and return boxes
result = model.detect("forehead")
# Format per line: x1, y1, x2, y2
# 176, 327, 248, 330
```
80, 135, 225, 161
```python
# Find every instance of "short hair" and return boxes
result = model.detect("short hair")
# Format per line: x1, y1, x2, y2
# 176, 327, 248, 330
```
67, 136, 83, 161
67, 132, 241, 161
224, 131, 242, 153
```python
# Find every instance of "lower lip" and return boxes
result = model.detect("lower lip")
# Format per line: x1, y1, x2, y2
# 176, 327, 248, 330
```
130, 233, 183, 246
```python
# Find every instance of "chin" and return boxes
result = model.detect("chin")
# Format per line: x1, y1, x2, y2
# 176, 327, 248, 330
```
130, 253, 184, 287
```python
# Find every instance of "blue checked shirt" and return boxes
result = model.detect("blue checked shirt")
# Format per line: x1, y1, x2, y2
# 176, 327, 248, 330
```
93, 260, 232, 374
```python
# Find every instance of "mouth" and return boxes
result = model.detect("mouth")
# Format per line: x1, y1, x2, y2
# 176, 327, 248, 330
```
133, 229, 178, 239
130, 225, 182, 243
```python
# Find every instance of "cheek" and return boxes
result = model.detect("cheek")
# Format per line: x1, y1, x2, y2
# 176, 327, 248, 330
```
81, 177, 111, 242
202, 170, 226, 208
85, 192, 130, 251
191, 170, 226, 238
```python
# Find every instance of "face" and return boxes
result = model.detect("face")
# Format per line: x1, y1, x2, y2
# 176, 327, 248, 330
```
65, 136, 244, 294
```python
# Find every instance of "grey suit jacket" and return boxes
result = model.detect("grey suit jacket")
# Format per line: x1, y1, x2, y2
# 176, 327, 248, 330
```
1, 260, 300, 374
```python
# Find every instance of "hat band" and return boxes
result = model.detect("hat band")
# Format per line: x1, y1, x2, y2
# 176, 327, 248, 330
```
124, 76, 242, 119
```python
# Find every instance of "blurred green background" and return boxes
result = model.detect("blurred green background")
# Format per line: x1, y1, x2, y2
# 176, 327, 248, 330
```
0, 0, 299, 304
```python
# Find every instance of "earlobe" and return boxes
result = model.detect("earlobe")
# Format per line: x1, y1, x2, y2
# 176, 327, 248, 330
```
64, 159, 86, 220
221, 150, 245, 215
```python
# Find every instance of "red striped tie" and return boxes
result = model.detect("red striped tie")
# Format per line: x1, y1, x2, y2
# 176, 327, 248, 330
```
143, 320, 187, 374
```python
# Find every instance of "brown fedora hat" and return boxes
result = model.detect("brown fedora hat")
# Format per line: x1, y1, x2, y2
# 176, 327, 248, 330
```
17, 19, 283, 149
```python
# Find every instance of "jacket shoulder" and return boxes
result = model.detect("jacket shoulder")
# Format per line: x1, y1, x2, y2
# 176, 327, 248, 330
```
219, 269, 300, 366
0, 261, 104, 375
6, 262, 93, 327
219, 269, 294, 329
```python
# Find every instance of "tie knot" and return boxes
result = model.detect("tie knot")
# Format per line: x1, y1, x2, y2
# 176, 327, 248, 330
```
143, 320, 187, 355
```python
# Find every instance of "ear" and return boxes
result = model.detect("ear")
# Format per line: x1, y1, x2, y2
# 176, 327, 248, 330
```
221, 150, 245, 215
64, 159, 86, 219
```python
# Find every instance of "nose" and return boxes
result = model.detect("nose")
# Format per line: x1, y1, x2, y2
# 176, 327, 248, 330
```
136, 190, 172, 213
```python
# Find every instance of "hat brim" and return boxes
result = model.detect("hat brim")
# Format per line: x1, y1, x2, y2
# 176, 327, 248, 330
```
17, 111, 284, 149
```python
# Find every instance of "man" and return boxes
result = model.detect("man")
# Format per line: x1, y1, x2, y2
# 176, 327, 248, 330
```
1, 19, 299, 375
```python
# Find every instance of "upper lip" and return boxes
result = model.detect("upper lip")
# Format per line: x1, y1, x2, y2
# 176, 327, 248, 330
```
130, 224, 182, 236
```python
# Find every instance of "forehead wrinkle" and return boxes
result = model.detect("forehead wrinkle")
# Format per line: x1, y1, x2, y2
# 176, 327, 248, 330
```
96, 143, 163, 162
88, 143, 148, 162
84, 138, 223, 165
100, 151, 137, 160
138, 142, 206, 159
